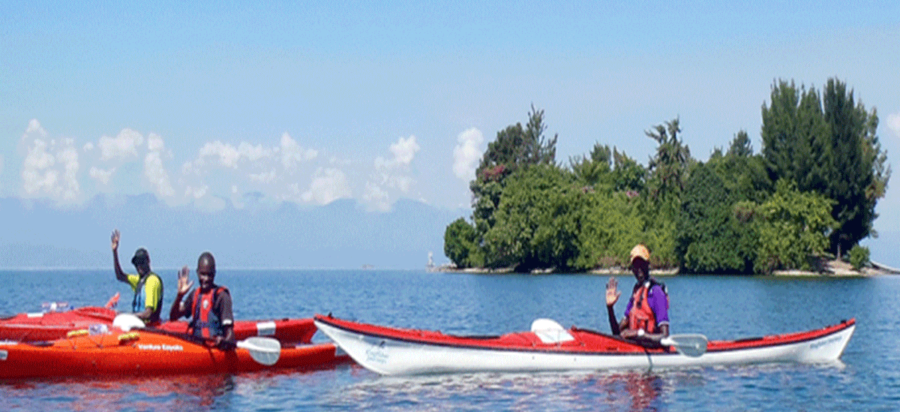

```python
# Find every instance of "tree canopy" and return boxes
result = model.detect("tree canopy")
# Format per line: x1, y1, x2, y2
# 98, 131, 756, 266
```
444, 78, 888, 274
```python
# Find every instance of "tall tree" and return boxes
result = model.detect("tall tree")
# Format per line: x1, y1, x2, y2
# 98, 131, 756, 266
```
646, 118, 692, 201
470, 105, 558, 240
821, 79, 890, 256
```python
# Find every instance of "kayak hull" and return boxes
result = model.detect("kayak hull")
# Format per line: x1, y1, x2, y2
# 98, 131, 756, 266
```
0, 307, 316, 344
314, 315, 855, 376
0, 328, 348, 380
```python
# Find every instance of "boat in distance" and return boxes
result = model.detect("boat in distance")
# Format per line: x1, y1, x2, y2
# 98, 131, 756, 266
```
314, 314, 855, 376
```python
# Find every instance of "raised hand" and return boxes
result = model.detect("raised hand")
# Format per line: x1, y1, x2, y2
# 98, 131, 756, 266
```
177, 265, 194, 295
111, 229, 120, 251
605, 277, 621, 307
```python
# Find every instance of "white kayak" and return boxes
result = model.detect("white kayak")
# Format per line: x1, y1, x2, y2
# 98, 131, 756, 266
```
314, 314, 855, 376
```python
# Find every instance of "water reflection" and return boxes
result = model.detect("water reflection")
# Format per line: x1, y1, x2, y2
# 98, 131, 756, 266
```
0, 374, 235, 411
326, 369, 678, 411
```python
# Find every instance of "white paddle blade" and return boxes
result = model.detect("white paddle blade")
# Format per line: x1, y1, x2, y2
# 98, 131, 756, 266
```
112, 314, 145, 332
531, 318, 575, 344
661, 334, 708, 358
237, 337, 281, 366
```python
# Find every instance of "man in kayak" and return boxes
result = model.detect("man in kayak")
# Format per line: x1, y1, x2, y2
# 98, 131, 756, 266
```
605, 244, 669, 344
111, 229, 164, 325
169, 252, 236, 350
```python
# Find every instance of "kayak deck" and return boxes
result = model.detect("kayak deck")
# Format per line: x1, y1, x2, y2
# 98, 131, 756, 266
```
0, 307, 316, 344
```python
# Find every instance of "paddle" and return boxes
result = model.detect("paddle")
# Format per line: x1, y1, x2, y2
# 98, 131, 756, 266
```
660, 334, 708, 357
112, 314, 282, 366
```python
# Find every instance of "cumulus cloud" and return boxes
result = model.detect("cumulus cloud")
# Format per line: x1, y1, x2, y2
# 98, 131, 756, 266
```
25, 119, 47, 137
21, 125, 81, 203
362, 135, 420, 212
302, 167, 351, 205
280, 132, 318, 169
98, 128, 144, 160
144, 133, 175, 198
373, 135, 420, 191
887, 112, 900, 139
249, 169, 277, 184
362, 181, 391, 212
452, 128, 484, 181
89, 166, 115, 185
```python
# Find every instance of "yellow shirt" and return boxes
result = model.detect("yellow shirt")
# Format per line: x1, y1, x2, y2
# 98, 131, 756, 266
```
127, 273, 162, 311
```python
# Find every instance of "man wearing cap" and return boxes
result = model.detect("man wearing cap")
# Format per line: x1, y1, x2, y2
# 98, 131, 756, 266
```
111, 229, 164, 325
605, 244, 669, 344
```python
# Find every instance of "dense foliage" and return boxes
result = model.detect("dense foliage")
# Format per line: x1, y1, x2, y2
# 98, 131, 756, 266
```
445, 78, 889, 274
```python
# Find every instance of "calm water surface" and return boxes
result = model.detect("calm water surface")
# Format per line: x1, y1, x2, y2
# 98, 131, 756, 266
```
1, 269, 897, 411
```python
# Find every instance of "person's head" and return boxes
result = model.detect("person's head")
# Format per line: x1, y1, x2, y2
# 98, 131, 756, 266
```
131, 248, 151, 276
629, 244, 650, 282
196, 251, 216, 290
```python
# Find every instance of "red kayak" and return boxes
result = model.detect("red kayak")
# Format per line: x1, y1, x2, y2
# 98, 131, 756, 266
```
0, 306, 316, 344
0, 327, 349, 380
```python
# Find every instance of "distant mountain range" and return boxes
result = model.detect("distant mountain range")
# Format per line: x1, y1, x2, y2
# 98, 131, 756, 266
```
0, 194, 469, 270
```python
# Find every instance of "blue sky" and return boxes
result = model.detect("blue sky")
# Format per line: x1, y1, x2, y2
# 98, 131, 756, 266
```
2, 2, 900, 227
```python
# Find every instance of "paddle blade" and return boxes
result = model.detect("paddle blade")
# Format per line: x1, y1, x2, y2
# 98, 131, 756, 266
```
112, 314, 145, 332
661, 334, 708, 358
237, 337, 281, 366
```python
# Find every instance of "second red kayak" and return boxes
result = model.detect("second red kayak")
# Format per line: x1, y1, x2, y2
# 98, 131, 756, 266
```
0, 306, 316, 344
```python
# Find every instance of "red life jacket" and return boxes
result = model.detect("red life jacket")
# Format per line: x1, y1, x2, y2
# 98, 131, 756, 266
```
189, 286, 228, 338
628, 283, 657, 333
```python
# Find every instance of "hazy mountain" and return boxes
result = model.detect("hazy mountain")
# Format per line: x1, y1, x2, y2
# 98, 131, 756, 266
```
0, 195, 469, 270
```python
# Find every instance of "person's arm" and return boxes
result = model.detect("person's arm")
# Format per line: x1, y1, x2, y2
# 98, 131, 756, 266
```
605, 277, 622, 335
111, 230, 128, 282
214, 289, 236, 350
169, 266, 193, 321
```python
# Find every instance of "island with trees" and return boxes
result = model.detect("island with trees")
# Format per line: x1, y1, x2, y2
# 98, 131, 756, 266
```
443, 78, 891, 275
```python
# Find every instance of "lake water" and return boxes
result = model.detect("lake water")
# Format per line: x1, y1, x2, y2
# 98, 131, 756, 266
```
1, 269, 898, 411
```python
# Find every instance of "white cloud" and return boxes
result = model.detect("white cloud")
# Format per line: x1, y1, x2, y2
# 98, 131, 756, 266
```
389, 135, 419, 165
362, 181, 391, 212
21, 136, 81, 203
249, 169, 277, 183
363, 135, 421, 212
280, 132, 318, 170
198, 141, 242, 169
887, 112, 900, 139
452, 127, 484, 181
89, 166, 115, 185
83, 142, 94, 151
302, 167, 351, 205
25, 119, 47, 137
98, 128, 144, 160
144, 134, 175, 198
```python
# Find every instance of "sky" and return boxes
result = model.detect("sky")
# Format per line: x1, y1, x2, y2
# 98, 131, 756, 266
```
2, 1, 900, 260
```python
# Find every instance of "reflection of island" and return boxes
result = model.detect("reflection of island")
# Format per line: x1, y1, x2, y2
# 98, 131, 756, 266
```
361, 264, 374, 270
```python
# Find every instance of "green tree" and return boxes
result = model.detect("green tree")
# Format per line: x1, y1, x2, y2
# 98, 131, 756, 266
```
482, 164, 579, 271
646, 118, 692, 201
676, 162, 750, 273
471, 106, 558, 240
753, 180, 836, 273
443, 218, 483, 268
820, 79, 890, 257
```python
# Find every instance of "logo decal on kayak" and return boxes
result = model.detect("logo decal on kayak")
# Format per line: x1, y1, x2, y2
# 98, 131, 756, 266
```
810, 335, 841, 350
0, 350, 6, 361
137, 344, 184, 352
365, 340, 389, 364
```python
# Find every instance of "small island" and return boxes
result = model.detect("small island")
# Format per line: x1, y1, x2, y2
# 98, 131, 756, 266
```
442, 80, 890, 277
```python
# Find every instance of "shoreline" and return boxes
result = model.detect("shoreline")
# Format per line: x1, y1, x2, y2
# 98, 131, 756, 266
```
429, 259, 896, 277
